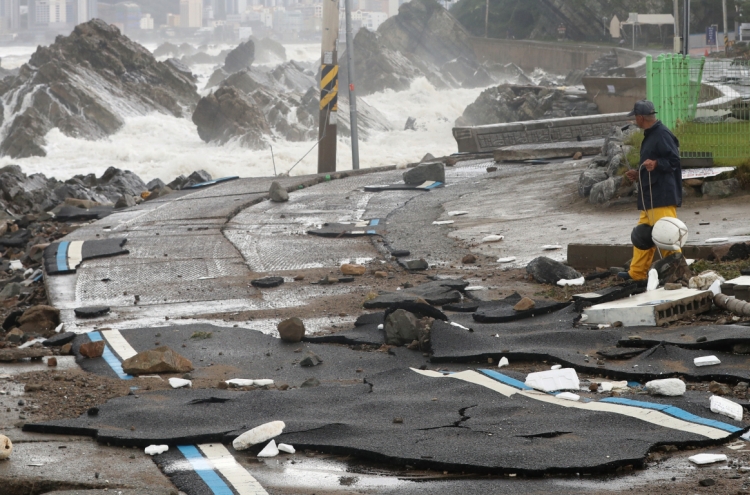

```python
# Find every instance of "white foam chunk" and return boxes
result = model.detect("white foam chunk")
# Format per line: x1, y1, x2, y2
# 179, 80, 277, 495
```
433, 220, 454, 225
54, 323, 64, 334
694, 355, 721, 367
226, 379, 254, 387
689, 453, 727, 465
278, 443, 296, 454
9, 260, 23, 271
498, 357, 509, 368
447, 211, 468, 216
465, 286, 486, 291
450, 322, 469, 331
705, 238, 729, 243
525, 368, 580, 392
710, 396, 744, 421
253, 379, 274, 387
645, 378, 686, 396
257, 440, 279, 458
646, 269, 659, 291
145, 445, 169, 456
482, 235, 504, 243
168, 378, 191, 389
556, 392, 580, 401
377, 324, 384, 330
497, 257, 516, 263
599, 382, 613, 392
611, 381, 629, 390
233, 421, 286, 451
551, 364, 562, 370
709, 279, 722, 296
557, 277, 585, 287
542, 245, 562, 250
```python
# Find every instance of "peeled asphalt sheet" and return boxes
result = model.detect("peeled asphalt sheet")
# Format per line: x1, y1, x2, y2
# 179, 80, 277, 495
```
26, 366, 744, 474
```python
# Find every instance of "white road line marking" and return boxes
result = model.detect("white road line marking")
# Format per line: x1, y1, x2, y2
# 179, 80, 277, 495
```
100, 329, 138, 361
412, 368, 731, 440
198, 443, 269, 495
67, 241, 84, 270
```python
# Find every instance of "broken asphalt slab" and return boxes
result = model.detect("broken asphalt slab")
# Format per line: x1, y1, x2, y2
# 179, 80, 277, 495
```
364, 279, 469, 308
43, 238, 129, 275
307, 218, 386, 237
26, 367, 744, 475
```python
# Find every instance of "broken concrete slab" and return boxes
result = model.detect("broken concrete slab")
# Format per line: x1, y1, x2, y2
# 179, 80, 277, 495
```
43, 332, 77, 347
584, 288, 713, 327
74, 306, 111, 318
0, 347, 52, 362
473, 300, 570, 323
494, 140, 603, 162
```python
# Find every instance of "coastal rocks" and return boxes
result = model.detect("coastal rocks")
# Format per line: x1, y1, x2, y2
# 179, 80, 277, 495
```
192, 86, 271, 149
589, 177, 622, 204
0, 20, 198, 158
223, 39, 255, 73
702, 178, 740, 197
278, 317, 305, 343
578, 169, 609, 197
526, 256, 582, 285
17, 305, 60, 336
269, 182, 289, 202
341, 264, 367, 276
121, 346, 194, 375
403, 162, 445, 185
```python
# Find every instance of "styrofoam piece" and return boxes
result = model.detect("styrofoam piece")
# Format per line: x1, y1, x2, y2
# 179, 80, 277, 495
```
741, 431, 750, 442
465, 286, 486, 291
542, 245, 562, 250
18, 338, 45, 349
23, 268, 33, 278
583, 287, 711, 327
497, 257, 516, 263
168, 378, 191, 389
645, 378, 686, 396
556, 392, 580, 401
599, 382, 613, 392
433, 220, 454, 225
647, 269, 659, 291
233, 421, 286, 451
694, 355, 721, 367
710, 396, 744, 421
253, 379, 274, 387
525, 368, 580, 392
557, 277, 584, 287
278, 443, 295, 454
551, 364, 562, 370
705, 237, 729, 243
689, 453, 727, 465
482, 235, 504, 243
498, 357, 509, 368
709, 279, 722, 296
447, 211, 468, 216
226, 379, 254, 387
9, 260, 23, 271
54, 323, 64, 334
611, 381, 629, 390
450, 322, 469, 330
727, 276, 750, 285
257, 440, 279, 458
145, 445, 169, 456
377, 324, 384, 330
686, 258, 695, 265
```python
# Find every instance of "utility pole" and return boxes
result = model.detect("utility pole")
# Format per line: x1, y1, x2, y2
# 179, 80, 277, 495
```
344, 0, 359, 170
318, 0, 339, 174
673, 0, 680, 53
722, 0, 728, 49
484, 0, 489, 38
682, 0, 690, 55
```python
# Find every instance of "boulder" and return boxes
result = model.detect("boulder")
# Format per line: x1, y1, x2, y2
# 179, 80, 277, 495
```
223, 39, 255, 73
0, 20, 198, 159
578, 169, 608, 197
192, 86, 271, 149
277, 317, 305, 343
341, 264, 366, 276
79, 340, 105, 359
114, 194, 136, 209
404, 259, 429, 270
526, 257, 582, 285
17, 305, 60, 336
384, 309, 421, 346
645, 378, 686, 396
702, 178, 740, 197
252, 37, 287, 64
403, 162, 445, 185
589, 177, 622, 204
269, 182, 289, 203
121, 346, 194, 375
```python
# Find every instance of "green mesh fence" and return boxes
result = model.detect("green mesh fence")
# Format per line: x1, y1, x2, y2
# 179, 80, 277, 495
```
646, 54, 750, 165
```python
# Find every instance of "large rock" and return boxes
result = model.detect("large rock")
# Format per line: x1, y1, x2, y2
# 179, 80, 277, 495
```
589, 176, 622, 204
17, 305, 60, 336
651, 253, 693, 285
269, 182, 289, 203
578, 169, 609, 197
192, 86, 271, 149
252, 37, 287, 64
384, 309, 420, 346
277, 317, 305, 343
702, 178, 740, 197
223, 39, 255, 73
0, 20, 198, 158
403, 162, 445, 185
121, 346, 194, 375
526, 257, 582, 285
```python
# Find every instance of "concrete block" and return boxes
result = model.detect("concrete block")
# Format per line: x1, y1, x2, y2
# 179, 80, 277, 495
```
695, 355, 721, 367
583, 288, 713, 327
710, 396, 743, 421
525, 368, 579, 392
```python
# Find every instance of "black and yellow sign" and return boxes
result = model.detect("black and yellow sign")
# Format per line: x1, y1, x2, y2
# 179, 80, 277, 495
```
320, 64, 338, 113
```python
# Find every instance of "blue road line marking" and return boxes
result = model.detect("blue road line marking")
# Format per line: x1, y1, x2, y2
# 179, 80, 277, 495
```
56, 241, 69, 272
185, 177, 239, 189
627, 381, 642, 388
87, 332, 133, 380
601, 397, 742, 433
178, 446, 234, 495
369, 219, 379, 226
424, 182, 443, 190
366, 230, 376, 235
479, 369, 533, 390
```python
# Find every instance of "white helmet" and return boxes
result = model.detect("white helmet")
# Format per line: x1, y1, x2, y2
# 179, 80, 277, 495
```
651, 217, 689, 251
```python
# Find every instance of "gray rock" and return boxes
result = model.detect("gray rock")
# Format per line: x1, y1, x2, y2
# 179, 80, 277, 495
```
404, 259, 429, 271
74, 306, 111, 318
526, 256, 582, 285
300, 377, 320, 388
278, 317, 305, 343
702, 178, 740, 197
404, 117, 417, 131
403, 163, 445, 185
223, 39, 255, 73
363, 292, 422, 309
269, 181, 289, 203
114, 194, 136, 209
188, 170, 212, 184
300, 353, 322, 367
384, 309, 420, 346
43, 332, 76, 347
605, 154, 623, 177
0, 282, 22, 299
578, 169, 608, 197
146, 178, 165, 191
192, 86, 271, 149
589, 176, 622, 204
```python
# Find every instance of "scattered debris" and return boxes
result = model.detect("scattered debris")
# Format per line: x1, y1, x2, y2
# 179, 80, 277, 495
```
556, 392, 580, 401
300, 353, 323, 367
462, 254, 476, 264
74, 306, 111, 318
513, 297, 535, 311
251, 277, 285, 288
278, 443, 295, 454
497, 257, 516, 263
341, 264, 366, 276
498, 357, 509, 368
689, 271, 725, 291
689, 453, 727, 465
226, 379, 255, 387
526, 257, 582, 285
78, 340, 105, 359
482, 235, 504, 243
145, 445, 169, 456
557, 277, 585, 287
694, 356, 721, 367
709, 396, 743, 421
233, 421, 286, 451
168, 377, 192, 389
269, 181, 289, 202
403, 162, 445, 185
525, 368, 579, 392
644, 378, 686, 396
433, 220, 454, 225
258, 439, 280, 457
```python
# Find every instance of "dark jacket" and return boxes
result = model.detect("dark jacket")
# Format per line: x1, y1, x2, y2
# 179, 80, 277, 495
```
637, 120, 682, 210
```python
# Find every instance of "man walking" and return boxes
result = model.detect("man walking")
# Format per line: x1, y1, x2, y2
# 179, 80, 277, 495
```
619, 100, 682, 281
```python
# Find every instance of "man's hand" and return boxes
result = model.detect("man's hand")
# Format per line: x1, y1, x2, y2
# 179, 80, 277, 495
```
626, 169, 638, 182
642, 159, 657, 172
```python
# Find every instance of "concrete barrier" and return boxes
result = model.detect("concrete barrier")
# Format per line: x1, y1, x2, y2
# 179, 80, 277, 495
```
453, 113, 631, 154
582, 77, 646, 114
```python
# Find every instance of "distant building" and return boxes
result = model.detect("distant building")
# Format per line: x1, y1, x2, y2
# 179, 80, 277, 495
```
30, 0, 67, 28
140, 13, 153, 29
69, 0, 98, 23
114, 2, 140, 33
166, 13, 181, 27
226, 0, 247, 17
0, 0, 20, 32
180, 0, 203, 28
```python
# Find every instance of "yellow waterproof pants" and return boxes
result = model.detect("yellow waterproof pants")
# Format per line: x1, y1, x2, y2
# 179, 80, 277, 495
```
628, 205, 680, 280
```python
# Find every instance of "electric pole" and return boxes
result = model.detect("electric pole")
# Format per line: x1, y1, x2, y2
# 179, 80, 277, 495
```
484, 0, 489, 38
318, 0, 339, 174
344, 0, 359, 170
673, 0, 680, 53
722, 0, 728, 49
682, 0, 690, 55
